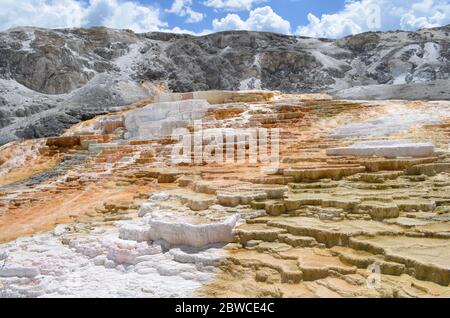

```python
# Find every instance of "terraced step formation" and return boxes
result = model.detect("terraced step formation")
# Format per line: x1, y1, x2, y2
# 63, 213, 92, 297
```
0, 91, 449, 298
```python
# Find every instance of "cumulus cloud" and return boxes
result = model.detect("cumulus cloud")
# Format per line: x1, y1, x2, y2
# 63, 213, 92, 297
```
212, 6, 291, 34
400, 0, 450, 29
166, 0, 205, 23
296, 0, 450, 39
1, 0, 449, 37
0, 0, 167, 32
84, 0, 167, 31
0, 0, 83, 30
203, 0, 265, 12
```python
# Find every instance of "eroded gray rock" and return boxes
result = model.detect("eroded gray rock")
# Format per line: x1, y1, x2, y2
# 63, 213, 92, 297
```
1, 25, 450, 145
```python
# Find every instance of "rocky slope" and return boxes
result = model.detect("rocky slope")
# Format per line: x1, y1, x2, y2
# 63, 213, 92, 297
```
0, 25, 450, 145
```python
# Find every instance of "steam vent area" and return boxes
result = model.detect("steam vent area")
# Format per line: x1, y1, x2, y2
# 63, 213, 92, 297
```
0, 90, 450, 298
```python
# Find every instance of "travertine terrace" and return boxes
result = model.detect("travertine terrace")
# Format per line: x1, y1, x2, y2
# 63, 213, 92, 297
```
0, 90, 449, 298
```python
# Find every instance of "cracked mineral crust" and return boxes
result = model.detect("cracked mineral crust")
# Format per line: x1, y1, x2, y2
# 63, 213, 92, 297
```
0, 88, 449, 298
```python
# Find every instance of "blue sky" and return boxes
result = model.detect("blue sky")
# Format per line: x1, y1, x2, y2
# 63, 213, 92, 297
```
1, 0, 449, 38
157, 0, 347, 34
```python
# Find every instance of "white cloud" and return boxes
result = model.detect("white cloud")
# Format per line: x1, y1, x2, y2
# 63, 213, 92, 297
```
212, 6, 291, 34
84, 0, 166, 31
400, 0, 450, 29
203, 0, 265, 12
166, 0, 205, 23
168, 26, 211, 36
1, 0, 449, 37
0, 0, 84, 30
296, 0, 450, 39
212, 14, 246, 30
0, 0, 167, 32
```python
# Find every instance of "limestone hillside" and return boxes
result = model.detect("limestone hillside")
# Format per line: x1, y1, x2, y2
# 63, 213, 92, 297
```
0, 91, 449, 297
1, 25, 450, 144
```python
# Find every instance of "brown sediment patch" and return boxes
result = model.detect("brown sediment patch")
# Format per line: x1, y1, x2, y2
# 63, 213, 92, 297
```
0, 180, 154, 243
0, 156, 61, 187
209, 107, 245, 120
0, 139, 62, 187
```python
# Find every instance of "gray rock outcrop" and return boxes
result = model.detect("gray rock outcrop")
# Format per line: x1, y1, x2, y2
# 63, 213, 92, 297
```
0, 25, 449, 145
